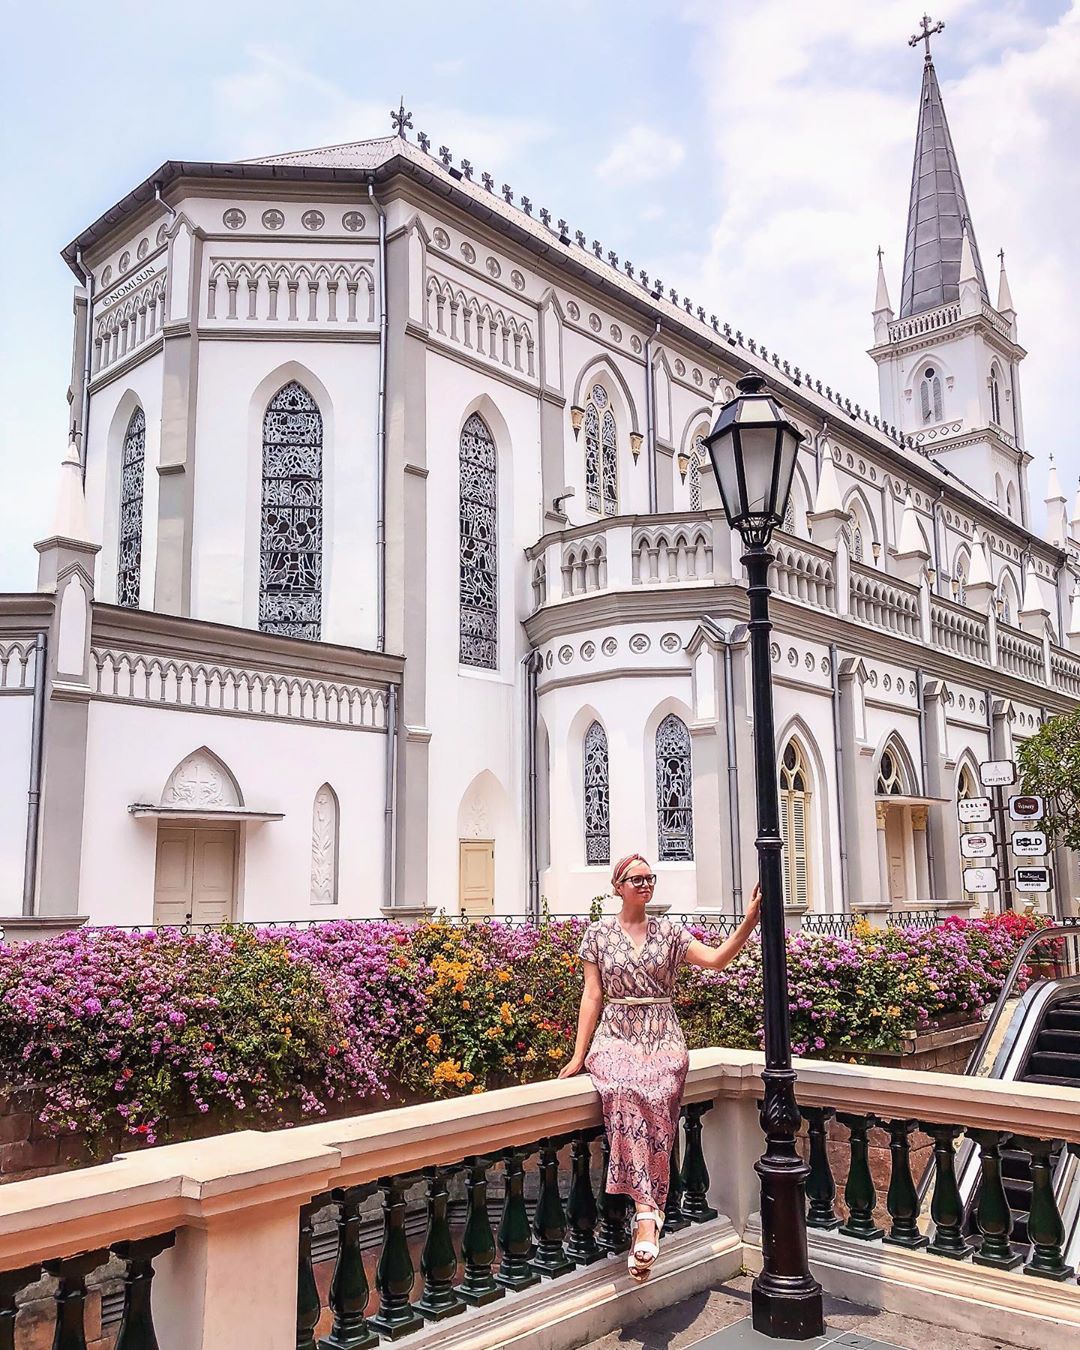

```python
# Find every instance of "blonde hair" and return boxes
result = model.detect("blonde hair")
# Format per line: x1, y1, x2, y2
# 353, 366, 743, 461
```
611, 853, 651, 889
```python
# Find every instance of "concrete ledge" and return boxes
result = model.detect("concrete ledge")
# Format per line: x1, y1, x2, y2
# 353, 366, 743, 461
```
742, 1217, 1080, 1350
0, 916, 88, 944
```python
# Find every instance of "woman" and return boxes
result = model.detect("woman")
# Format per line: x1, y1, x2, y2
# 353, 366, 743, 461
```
559, 854, 760, 1281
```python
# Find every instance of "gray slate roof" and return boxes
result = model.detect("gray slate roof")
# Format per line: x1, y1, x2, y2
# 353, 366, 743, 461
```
899, 58, 990, 318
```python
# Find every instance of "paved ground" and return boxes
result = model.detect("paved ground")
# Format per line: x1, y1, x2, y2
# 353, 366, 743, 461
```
580, 1275, 1026, 1350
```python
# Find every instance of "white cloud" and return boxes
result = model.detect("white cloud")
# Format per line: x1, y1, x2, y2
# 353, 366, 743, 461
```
596, 126, 685, 185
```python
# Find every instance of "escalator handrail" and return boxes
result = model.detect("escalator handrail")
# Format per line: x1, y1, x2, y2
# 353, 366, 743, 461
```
965, 919, 1080, 1075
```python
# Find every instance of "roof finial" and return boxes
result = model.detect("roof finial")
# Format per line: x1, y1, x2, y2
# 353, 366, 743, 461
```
876, 244, 884, 263
909, 13, 945, 63
391, 97, 413, 139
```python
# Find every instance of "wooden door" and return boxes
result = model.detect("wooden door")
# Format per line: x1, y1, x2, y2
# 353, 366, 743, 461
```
885, 809, 907, 904
459, 840, 495, 917
153, 825, 238, 925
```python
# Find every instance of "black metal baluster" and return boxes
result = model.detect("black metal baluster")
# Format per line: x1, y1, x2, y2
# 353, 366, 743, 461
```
415, 1165, 467, 1318
296, 1201, 324, 1350
596, 1132, 630, 1255
370, 1174, 425, 1339
967, 1130, 1022, 1270
681, 1102, 718, 1222
882, 1119, 927, 1250
112, 1234, 176, 1350
319, 1184, 379, 1350
496, 1146, 540, 1289
837, 1114, 883, 1240
663, 1119, 690, 1232
43, 1249, 108, 1350
0, 1265, 41, 1350
454, 1156, 503, 1306
1017, 1137, 1074, 1281
530, 1137, 574, 1278
803, 1107, 839, 1230
922, 1123, 969, 1260
564, 1130, 603, 1265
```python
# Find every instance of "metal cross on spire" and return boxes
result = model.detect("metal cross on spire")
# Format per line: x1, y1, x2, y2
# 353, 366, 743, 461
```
391, 97, 413, 139
908, 13, 945, 61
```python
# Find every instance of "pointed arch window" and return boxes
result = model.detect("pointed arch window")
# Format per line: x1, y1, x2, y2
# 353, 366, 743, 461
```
583, 721, 610, 865
656, 713, 693, 861
260, 381, 323, 640
781, 494, 797, 536
584, 384, 618, 515
459, 412, 498, 668
117, 407, 146, 608
780, 740, 812, 909
688, 432, 707, 511
920, 367, 943, 424
310, 783, 339, 905
999, 581, 1013, 626
990, 367, 1002, 426
954, 554, 969, 606
876, 743, 910, 796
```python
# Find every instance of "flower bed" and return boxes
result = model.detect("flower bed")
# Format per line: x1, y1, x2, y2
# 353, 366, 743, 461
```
0, 909, 1050, 1149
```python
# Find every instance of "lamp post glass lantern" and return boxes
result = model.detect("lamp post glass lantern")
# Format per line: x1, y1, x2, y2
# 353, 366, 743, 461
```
704, 374, 824, 1340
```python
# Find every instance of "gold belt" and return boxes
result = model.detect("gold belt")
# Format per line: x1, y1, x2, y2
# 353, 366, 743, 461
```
607, 997, 672, 1005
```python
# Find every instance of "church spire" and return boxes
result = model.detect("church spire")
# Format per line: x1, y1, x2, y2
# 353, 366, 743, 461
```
899, 19, 990, 317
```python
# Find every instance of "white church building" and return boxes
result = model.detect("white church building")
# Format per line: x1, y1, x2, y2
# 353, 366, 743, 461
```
1, 52, 1078, 935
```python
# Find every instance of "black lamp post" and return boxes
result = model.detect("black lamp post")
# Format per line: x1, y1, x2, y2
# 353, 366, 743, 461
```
704, 374, 824, 1340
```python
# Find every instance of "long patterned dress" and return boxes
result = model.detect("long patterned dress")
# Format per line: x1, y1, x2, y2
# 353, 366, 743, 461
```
578, 914, 694, 1209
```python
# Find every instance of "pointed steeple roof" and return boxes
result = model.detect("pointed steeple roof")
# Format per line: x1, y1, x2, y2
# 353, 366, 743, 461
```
997, 250, 1015, 314
899, 57, 990, 317
873, 248, 893, 315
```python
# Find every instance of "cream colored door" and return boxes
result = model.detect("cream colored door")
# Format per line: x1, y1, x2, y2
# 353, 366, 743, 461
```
459, 840, 495, 917
885, 809, 907, 904
153, 825, 238, 925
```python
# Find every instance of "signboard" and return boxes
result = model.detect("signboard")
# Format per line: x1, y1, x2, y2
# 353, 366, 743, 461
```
960, 832, 995, 859
1008, 794, 1045, 822
963, 867, 999, 893
1013, 866, 1052, 894
957, 797, 992, 824
980, 759, 1016, 788
1012, 831, 1048, 857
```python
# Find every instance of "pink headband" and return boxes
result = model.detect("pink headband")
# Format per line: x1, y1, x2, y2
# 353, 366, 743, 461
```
612, 854, 651, 887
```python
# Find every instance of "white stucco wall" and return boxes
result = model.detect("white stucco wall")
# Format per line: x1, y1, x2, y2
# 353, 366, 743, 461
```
0, 697, 33, 911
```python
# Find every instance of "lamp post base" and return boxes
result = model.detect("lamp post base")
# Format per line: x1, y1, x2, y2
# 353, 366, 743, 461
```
751, 1278, 825, 1340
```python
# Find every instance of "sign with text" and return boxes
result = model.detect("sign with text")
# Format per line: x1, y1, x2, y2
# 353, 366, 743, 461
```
1011, 831, 1048, 857
980, 759, 1016, 788
957, 797, 993, 824
1008, 795, 1045, 822
1013, 866, 1052, 894
960, 832, 995, 859
963, 867, 999, 893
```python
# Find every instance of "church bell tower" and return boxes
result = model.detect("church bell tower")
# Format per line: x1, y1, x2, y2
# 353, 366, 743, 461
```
869, 15, 1030, 524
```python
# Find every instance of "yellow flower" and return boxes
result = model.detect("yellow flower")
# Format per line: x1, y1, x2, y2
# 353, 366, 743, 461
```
886, 1006, 902, 1018
472, 1085, 484, 1094
499, 1002, 513, 1025
426, 1033, 443, 1053
524, 1048, 538, 1063
461, 1000, 470, 1010
523, 993, 534, 1005
431, 1057, 472, 1088
546, 1048, 562, 1061
496, 969, 512, 983
485, 1025, 501, 1039
414, 1024, 425, 1035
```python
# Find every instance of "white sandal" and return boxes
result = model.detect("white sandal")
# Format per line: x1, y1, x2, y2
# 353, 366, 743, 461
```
628, 1208, 664, 1280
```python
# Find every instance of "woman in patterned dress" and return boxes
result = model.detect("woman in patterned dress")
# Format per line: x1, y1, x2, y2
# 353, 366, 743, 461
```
559, 853, 761, 1280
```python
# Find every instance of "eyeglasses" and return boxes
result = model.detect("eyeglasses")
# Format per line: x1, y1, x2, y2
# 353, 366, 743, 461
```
623, 874, 656, 888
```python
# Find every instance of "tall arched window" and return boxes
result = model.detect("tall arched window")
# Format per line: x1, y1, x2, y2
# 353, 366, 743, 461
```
117, 407, 146, 608
780, 740, 812, 909
584, 384, 618, 515
876, 741, 911, 796
459, 413, 498, 668
990, 367, 1002, 426
310, 783, 339, 905
656, 713, 693, 860
920, 367, 943, 424
260, 381, 323, 640
688, 431, 707, 511
583, 720, 610, 865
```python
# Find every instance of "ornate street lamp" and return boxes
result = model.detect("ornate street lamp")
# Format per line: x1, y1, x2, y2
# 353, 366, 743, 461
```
704, 374, 824, 1340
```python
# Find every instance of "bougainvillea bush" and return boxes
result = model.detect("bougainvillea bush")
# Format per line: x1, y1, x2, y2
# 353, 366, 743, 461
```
0, 909, 1047, 1144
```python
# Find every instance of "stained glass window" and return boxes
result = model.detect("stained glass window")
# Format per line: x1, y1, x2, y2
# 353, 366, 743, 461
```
656, 713, 693, 860
876, 744, 908, 796
584, 384, 618, 515
584, 720, 610, 865
780, 740, 811, 908
920, 367, 943, 424
459, 413, 498, 668
260, 381, 323, 640
990, 369, 1002, 426
117, 407, 146, 608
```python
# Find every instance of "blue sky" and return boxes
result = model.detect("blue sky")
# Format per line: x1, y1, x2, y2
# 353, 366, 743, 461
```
1, 0, 1077, 588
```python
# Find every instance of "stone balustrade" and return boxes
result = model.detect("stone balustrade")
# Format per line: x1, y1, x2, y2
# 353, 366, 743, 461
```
930, 595, 991, 663
5, 1051, 1080, 1349
849, 563, 921, 638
